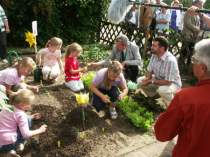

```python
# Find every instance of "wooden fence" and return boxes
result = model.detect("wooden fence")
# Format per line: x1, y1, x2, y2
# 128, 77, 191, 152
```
99, 19, 201, 84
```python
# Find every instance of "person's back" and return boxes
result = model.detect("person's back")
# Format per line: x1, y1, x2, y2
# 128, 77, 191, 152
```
156, 81, 210, 157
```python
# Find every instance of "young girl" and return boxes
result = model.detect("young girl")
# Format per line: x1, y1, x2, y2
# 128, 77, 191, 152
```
37, 37, 64, 82
0, 89, 47, 156
64, 43, 87, 92
0, 57, 38, 96
91, 60, 128, 119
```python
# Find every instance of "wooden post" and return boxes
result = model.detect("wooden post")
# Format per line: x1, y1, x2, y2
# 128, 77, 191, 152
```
143, 28, 150, 60
34, 36, 37, 65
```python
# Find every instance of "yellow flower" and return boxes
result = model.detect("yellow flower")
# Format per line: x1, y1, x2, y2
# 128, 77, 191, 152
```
25, 31, 37, 48
75, 93, 89, 104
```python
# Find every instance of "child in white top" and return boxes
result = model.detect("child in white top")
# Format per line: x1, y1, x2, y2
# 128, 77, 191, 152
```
0, 57, 39, 96
37, 37, 64, 82
0, 89, 47, 156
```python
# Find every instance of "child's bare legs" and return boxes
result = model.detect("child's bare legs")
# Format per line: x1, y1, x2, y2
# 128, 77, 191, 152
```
110, 102, 118, 119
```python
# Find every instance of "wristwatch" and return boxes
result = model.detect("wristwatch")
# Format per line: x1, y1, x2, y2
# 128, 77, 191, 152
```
5, 27, 9, 29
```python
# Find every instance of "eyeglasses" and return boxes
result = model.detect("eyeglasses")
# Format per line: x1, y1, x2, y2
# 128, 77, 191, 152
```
191, 56, 199, 64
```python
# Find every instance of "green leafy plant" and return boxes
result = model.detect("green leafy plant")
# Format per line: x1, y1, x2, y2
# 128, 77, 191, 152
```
0, 91, 14, 113
78, 45, 111, 63
81, 72, 96, 95
118, 96, 154, 131
41, 85, 51, 98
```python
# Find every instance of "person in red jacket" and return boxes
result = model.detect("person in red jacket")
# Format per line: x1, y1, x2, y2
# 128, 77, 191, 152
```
154, 38, 210, 157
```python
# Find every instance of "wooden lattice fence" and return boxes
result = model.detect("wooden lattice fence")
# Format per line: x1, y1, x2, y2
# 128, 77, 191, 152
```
100, 19, 202, 83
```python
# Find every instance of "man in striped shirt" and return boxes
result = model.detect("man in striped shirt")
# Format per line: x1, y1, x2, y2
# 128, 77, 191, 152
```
137, 36, 181, 107
0, 5, 10, 63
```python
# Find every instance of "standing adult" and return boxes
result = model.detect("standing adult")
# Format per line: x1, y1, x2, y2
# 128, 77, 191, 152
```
169, 0, 180, 33
0, 5, 10, 63
156, 5, 171, 33
181, 0, 203, 65
155, 39, 210, 157
137, 36, 181, 107
88, 34, 142, 83
125, 5, 138, 39
139, 0, 155, 28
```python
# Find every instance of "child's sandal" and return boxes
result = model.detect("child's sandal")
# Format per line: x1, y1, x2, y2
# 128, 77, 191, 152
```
109, 108, 118, 119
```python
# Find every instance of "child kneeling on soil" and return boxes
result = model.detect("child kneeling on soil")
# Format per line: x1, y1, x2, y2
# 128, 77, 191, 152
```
0, 57, 39, 97
37, 37, 64, 82
64, 43, 87, 92
91, 60, 128, 119
0, 89, 47, 156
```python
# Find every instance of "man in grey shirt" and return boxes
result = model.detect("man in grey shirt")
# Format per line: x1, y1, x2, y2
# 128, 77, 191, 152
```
88, 34, 142, 82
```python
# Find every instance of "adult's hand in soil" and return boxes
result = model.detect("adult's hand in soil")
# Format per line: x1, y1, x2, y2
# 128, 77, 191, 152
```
31, 113, 42, 120
39, 125, 48, 133
101, 95, 110, 103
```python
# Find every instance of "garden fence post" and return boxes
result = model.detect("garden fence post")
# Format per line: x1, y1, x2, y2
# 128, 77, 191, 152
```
143, 28, 149, 60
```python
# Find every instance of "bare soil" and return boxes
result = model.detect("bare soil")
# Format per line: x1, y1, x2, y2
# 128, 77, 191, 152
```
0, 54, 194, 157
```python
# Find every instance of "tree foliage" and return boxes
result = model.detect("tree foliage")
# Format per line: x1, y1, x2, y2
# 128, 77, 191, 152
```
2, 0, 110, 47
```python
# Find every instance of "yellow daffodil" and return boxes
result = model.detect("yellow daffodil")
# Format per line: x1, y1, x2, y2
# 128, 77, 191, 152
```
75, 93, 89, 104
25, 30, 37, 48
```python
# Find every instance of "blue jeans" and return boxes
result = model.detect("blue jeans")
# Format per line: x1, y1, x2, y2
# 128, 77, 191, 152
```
92, 86, 120, 112
0, 115, 31, 152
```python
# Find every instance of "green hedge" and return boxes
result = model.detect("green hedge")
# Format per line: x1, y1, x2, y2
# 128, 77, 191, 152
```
2, 0, 110, 47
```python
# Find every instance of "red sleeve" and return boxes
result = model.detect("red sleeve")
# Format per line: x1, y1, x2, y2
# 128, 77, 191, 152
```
154, 92, 183, 142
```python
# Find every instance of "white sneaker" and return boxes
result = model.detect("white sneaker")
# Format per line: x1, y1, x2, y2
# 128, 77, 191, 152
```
2, 59, 8, 63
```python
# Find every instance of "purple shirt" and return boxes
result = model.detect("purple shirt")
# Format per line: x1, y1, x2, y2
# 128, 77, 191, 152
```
0, 106, 32, 145
92, 68, 126, 89
0, 68, 25, 86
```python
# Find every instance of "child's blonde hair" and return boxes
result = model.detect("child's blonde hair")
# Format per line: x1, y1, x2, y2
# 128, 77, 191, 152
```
64, 43, 82, 61
10, 57, 36, 72
45, 37, 63, 48
105, 60, 123, 90
9, 89, 35, 108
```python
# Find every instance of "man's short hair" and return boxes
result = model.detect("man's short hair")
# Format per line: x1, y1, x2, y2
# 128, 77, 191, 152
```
154, 36, 169, 51
116, 34, 129, 46
194, 39, 210, 75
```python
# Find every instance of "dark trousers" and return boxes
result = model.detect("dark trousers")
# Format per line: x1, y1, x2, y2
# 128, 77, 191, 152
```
180, 42, 194, 65
92, 86, 120, 113
0, 31, 7, 60
124, 65, 138, 83
126, 22, 136, 39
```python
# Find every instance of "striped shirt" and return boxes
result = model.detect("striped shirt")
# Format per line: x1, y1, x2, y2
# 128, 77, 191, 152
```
147, 51, 182, 88
0, 5, 7, 32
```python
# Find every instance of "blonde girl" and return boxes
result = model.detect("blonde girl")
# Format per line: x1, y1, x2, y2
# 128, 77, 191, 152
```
64, 43, 87, 92
0, 57, 38, 96
0, 89, 47, 155
37, 37, 64, 82
91, 60, 128, 119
